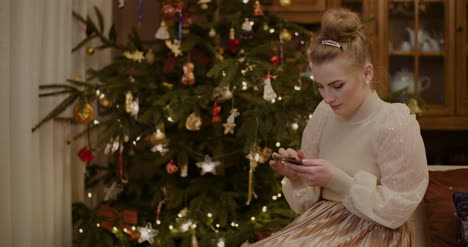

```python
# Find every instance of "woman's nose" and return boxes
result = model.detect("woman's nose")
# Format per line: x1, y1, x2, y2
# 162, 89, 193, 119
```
323, 92, 335, 104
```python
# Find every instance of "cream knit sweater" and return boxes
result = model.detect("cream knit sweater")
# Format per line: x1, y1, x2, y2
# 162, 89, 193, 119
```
281, 91, 429, 229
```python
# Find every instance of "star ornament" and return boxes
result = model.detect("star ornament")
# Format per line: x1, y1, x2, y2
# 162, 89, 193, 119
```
222, 122, 236, 134
137, 223, 159, 245
123, 50, 145, 63
196, 155, 221, 175
103, 182, 123, 201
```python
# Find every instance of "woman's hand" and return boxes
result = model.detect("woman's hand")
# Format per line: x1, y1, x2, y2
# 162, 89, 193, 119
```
285, 159, 335, 187
269, 148, 305, 179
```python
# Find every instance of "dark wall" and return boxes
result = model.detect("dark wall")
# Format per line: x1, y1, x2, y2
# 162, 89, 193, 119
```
422, 130, 468, 165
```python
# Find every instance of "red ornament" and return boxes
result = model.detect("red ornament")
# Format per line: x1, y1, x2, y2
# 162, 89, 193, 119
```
166, 161, 179, 174
212, 102, 222, 123
162, 4, 176, 18
78, 146, 95, 163
270, 55, 280, 65
175, 3, 184, 13
228, 28, 240, 53
254, 1, 264, 16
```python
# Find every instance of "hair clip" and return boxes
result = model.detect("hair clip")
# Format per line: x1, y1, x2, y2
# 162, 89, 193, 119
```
321, 40, 341, 48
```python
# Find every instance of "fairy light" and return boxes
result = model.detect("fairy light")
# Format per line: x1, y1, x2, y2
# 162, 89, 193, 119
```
123, 228, 128, 233
191, 224, 197, 229
87, 192, 93, 198
272, 195, 278, 200
231, 222, 235, 227
301, 40, 305, 45
262, 206, 267, 212
277, 193, 282, 198
294, 32, 299, 36
169, 225, 174, 230
131, 226, 136, 231
112, 226, 118, 233
222, 71, 226, 77
96, 223, 100, 227
79, 228, 84, 234
291, 122, 299, 131
269, 28, 275, 34
309, 114, 313, 119
254, 153, 260, 162
278, 96, 282, 101
132, 141, 137, 146
242, 0, 249, 3
271, 99, 276, 103
156, 220, 161, 225
215, 224, 220, 228
241, 81, 248, 90
249, 21, 254, 26
136, 136, 141, 141
95, 89, 101, 96
99, 94, 105, 99
294, 85, 301, 91
93, 120, 100, 125
207, 212, 213, 218
178, 213, 183, 218
217, 238, 225, 247
275, 142, 281, 147
167, 116, 174, 122
251, 216, 256, 221
180, 221, 192, 232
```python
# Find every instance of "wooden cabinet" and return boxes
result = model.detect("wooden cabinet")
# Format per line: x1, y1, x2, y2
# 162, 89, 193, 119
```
376, 0, 468, 130
266, 0, 340, 23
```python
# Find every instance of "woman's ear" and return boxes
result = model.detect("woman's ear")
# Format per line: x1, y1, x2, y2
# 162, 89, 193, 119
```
363, 63, 374, 85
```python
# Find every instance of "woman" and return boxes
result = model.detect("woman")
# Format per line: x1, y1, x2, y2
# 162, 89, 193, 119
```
250, 8, 428, 247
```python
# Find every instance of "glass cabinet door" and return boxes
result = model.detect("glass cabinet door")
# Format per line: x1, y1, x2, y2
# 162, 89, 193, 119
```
387, 0, 452, 115
458, 0, 468, 114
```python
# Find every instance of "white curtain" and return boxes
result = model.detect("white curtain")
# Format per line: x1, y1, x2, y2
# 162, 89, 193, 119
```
0, 0, 111, 246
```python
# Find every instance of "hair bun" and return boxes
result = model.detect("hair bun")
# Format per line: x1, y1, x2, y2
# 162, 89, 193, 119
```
320, 8, 362, 42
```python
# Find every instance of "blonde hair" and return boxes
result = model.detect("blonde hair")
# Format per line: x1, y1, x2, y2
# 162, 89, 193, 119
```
307, 8, 372, 69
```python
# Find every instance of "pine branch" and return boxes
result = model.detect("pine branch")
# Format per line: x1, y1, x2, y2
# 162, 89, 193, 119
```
39, 90, 73, 97
32, 93, 80, 132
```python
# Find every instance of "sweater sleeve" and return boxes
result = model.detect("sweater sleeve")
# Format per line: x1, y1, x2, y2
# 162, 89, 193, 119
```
282, 101, 328, 214
325, 104, 429, 229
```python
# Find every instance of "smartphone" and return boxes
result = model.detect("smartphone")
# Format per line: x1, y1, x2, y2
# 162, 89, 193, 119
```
272, 153, 303, 165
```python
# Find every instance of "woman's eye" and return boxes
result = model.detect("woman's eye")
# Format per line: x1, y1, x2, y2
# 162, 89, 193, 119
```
316, 84, 323, 89
334, 83, 344, 89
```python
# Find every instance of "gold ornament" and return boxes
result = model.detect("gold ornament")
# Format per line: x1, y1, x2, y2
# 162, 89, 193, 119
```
149, 129, 167, 145
162, 82, 174, 89
86, 47, 95, 55
100, 98, 110, 108
123, 50, 145, 63
165, 39, 183, 57
73, 103, 94, 124
185, 113, 202, 131
146, 49, 155, 64
279, 0, 291, 7
280, 29, 292, 42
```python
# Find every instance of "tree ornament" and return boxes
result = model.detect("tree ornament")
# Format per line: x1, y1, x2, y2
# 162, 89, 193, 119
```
104, 181, 123, 201
223, 108, 240, 135
73, 103, 94, 124
408, 98, 422, 115
78, 146, 95, 163
149, 129, 167, 145
162, 82, 174, 89
196, 155, 221, 175
212, 86, 233, 102
270, 55, 280, 65
181, 62, 195, 86
228, 28, 239, 53
104, 136, 120, 155
155, 20, 170, 40
165, 40, 183, 56
246, 146, 259, 205
253, 1, 264, 16
279, 0, 291, 7
185, 112, 202, 131
198, 0, 211, 9
137, 223, 159, 245
211, 103, 222, 123
166, 160, 179, 174
180, 164, 188, 177
123, 50, 145, 63
208, 28, 216, 38
125, 91, 139, 118
241, 18, 253, 39
263, 75, 277, 101
99, 97, 111, 108
162, 4, 176, 18
280, 29, 292, 42
118, 0, 125, 8
86, 47, 95, 55
216, 47, 225, 61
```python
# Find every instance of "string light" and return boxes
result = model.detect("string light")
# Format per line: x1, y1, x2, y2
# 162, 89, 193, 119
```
301, 40, 305, 45
216, 224, 220, 228
262, 206, 267, 212
79, 228, 84, 234
251, 216, 256, 221
133, 141, 137, 146
309, 114, 313, 119
131, 226, 136, 231
294, 85, 301, 91
242, 0, 249, 3
241, 81, 248, 90
271, 99, 276, 103
207, 212, 213, 218
93, 120, 100, 125
217, 238, 225, 247
169, 225, 174, 230
95, 89, 101, 96
309, 75, 314, 80
269, 28, 275, 34
275, 142, 281, 147
87, 192, 93, 198
222, 71, 226, 77
249, 21, 254, 26
178, 213, 183, 218
291, 122, 299, 131
277, 193, 282, 198
191, 224, 197, 229
96, 223, 100, 227
156, 220, 161, 225
272, 195, 278, 200
167, 116, 174, 122
99, 94, 105, 99
112, 226, 118, 233
294, 32, 299, 36
136, 136, 141, 141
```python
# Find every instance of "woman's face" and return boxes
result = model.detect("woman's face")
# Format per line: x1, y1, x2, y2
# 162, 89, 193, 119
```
310, 55, 373, 118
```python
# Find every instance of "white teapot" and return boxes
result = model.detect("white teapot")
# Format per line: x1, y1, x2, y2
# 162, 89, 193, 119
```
391, 70, 431, 93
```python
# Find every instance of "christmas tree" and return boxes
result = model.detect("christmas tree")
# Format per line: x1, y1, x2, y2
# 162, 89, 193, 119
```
33, 1, 323, 246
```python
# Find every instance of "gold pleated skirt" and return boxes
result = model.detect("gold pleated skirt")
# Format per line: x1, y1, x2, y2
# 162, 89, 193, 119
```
249, 200, 413, 247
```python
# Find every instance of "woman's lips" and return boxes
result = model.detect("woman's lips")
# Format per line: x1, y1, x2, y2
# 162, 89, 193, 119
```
331, 104, 341, 110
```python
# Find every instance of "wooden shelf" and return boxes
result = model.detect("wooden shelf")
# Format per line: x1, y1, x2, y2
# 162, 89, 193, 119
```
417, 116, 468, 130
